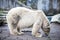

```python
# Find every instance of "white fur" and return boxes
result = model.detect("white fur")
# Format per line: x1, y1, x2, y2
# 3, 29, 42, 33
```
6, 7, 50, 37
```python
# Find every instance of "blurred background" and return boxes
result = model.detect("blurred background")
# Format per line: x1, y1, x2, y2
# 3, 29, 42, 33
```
0, 0, 60, 26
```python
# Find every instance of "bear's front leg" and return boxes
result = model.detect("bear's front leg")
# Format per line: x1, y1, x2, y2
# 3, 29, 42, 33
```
32, 18, 43, 37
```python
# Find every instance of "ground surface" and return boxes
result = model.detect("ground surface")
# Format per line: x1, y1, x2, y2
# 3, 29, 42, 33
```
0, 23, 60, 40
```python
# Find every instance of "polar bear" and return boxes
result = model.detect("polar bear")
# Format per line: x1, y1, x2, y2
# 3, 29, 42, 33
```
6, 7, 50, 37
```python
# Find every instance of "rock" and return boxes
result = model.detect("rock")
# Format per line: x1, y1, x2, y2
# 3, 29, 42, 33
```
51, 14, 60, 23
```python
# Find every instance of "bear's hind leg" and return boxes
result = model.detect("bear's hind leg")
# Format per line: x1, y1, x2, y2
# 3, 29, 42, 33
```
7, 23, 24, 35
14, 27, 24, 35
7, 23, 17, 35
16, 21, 25, 35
